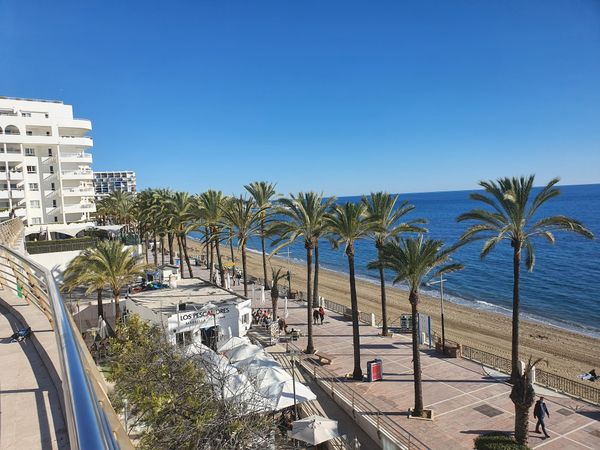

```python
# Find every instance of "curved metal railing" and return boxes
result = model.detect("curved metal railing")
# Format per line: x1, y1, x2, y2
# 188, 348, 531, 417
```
0, 219, 132, 450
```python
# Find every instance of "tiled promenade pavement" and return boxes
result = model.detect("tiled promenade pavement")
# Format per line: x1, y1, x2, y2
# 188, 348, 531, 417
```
193, 266, 600, 450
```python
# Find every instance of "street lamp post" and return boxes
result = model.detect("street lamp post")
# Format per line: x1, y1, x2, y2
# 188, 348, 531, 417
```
428, 275, 447, 354
287, 347, 299, 420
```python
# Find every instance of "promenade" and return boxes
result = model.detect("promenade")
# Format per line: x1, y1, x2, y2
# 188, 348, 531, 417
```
199, 266, 600, 450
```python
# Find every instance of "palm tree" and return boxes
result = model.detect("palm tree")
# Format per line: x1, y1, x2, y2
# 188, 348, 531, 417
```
168, 191, 195, 278
197, 190, 228, 287
245, 181, 277, 288
378, 236, 463, 417
363, 192, 426, 336
220, 196, 264, 297
62, 255, 107, 319
457, 176, 594, 383
271, 192, 335, 354
326, 201, 376, 380
64, 241, 147, 321
269, 266, 288, 320
457, 176, 593, 445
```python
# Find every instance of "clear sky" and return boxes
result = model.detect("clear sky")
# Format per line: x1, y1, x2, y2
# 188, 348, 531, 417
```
2, 1, 599, 196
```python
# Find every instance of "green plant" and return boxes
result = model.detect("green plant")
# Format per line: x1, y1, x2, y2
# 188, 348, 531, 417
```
474, 432, 530, 450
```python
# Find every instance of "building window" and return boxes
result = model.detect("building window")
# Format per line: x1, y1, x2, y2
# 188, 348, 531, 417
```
49, 165, 54, 174
29, 183, 39, 191
21, 112, 31, 118
25, 148, 35, 156
175, 331, 193, 347
241, 313, 250, 324
31, 217, 41, 225
51, 182, 55, 191
26, 166, 37, 174
54, 216, 58, 222
52, 200, 57, 207
48, 149, 53, 157
30, 200, 40, 208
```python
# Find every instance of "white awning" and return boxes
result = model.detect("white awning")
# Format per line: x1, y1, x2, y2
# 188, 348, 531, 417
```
94, 225, 124, 232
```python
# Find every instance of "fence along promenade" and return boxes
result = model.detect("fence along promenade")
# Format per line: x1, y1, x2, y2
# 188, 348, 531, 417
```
303, 291, 600, 406
0, 218, 133, 450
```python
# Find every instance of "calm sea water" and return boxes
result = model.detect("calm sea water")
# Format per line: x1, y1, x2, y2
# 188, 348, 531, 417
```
193, 184, 600, 337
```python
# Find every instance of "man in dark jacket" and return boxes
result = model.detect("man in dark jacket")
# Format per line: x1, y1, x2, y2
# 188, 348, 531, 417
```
533, 396, 550, 438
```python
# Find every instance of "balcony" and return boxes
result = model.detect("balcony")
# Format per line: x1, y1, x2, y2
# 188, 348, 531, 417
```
63, 203, 96, 214
62, 187, 95, 197
58, 136, 93, 147
10, 189, 25, 199
60, 152, 92, 163
61, 170, 93, 180
2, 170, 24, 181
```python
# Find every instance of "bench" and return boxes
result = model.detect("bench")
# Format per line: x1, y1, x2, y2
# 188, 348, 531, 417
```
315, 351, 334, 365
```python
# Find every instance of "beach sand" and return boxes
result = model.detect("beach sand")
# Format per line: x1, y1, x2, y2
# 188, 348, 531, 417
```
186, 238, 600, 380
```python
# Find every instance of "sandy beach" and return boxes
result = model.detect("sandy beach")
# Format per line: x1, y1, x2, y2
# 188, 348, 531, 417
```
186, 238, 600, 381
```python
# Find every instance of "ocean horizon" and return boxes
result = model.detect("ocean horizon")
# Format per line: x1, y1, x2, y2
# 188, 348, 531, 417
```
193, 183, 600, 339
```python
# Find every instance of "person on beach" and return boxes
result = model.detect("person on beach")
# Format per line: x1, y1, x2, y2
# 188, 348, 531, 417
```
534, 396, 550, 438
313, 309, 319, 325
319, 306, 325, 325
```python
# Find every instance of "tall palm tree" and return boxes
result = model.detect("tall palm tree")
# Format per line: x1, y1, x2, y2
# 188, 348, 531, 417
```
197, 190, 228, 287
245, 181, 277, 289
64, 241, 147, 321
326, 201, 376, 380
168, 191, 195, 278
378, 236, 462, 418
271, 192, 335, 354
270, 266, 287, 321
363, 192, 426, 336
457, 176, 594, 383
62, 256, 107, 319
220, 197, 264, 297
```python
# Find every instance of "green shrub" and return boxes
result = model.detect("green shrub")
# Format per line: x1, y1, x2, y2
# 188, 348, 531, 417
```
474, 432, 530, 450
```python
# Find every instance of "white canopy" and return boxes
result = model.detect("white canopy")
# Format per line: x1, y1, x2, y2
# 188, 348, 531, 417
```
217, 336, 251, 353
292, 415, 339, 446
224, 344, 263, 364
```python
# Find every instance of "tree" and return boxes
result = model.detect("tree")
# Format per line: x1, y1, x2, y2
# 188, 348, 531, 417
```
363, 192, 426, 336
62, 253, 107, 319
271, 192, 335, 354
326, 201, 376, 380
244, 181, 277, 289
510, 357, 543, 446
67, 241, 147, 320
168, 191, 195, 278
457, 176, 593, 444
197, 190, 228, 287
220, 197, 264, 297
269, 266, 287, 321
378, 236, 463, 417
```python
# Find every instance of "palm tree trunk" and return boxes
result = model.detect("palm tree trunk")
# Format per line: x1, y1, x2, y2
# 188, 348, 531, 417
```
209, 240, 214, 283
305, 244, 314, 354
153, 234, 158, 265
214, 232, 226, 288
177, 234, 185, 278
144, 233, 149, 264
229, 235, 236, 273
409, 290, 424, 417
241, 244, 248, 297
347, 248, 362, 380
97, 288, 104, 318
168, 232, 174, 265
261, 220, 270, 289
378, 246, 389, 336
511, 243, 522, 383
313, 241, 319, 308
160, 235, 165, 265
271, 289, 278, 321
514, 404, 529, 445
204, 227, 210, 269
182, 234, 193, 278
114, 291, 121, 320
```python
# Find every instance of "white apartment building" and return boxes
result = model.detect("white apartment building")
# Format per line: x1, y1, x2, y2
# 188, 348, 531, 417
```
94, 170, 136, 199
0, 97, 95, 234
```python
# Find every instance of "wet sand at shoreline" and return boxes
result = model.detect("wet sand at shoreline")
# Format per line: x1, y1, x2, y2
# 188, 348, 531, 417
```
185, 238, 600, 380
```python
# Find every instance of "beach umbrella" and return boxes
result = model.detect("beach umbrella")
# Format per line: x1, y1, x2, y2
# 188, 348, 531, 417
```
224, 343, 263, 364
225, 273, 231, 290
284, 296, 289, 318
276, 378, 317, 410
97, 315, 108, 339
261, 286, 266, 305
254, 366, 293, 398
234, 353, 280, 375
292, 415, 339, 446
217, 336, 251, 352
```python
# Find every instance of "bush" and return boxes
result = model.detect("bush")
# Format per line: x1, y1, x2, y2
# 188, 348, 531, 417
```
474, 432, 530, 450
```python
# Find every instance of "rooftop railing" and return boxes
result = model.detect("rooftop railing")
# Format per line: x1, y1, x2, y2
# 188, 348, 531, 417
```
0, 218, 132, 449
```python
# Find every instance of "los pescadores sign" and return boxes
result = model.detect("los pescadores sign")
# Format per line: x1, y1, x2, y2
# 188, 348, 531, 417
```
177, 307, 230, 326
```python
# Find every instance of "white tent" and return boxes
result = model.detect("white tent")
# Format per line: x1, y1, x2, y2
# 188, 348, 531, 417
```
217, 336, 251, 353
275, 379, 317, 410
292, 415, 339, 446
233, 353, 280, 374
224, 343, 263, 364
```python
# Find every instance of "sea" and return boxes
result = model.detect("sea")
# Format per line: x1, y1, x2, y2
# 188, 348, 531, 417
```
192, 184, 600, 338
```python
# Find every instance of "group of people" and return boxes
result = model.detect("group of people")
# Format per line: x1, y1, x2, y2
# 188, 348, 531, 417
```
312, 307, 325, 325
253, 309, 272, 327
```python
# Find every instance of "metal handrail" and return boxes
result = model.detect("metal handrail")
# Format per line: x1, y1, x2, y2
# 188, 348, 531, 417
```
0, 241, 132, 449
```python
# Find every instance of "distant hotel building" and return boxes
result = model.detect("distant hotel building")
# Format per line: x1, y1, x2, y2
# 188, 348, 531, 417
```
93, 170, 136, 199
0, 97, 95, 233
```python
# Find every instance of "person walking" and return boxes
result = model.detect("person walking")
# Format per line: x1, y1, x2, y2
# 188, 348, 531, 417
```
313, 309, 319, 325
534, 396, 551, 438
318, 306, 325, 325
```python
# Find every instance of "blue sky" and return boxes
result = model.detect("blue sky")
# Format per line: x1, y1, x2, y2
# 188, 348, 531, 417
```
2, 1, 599, 196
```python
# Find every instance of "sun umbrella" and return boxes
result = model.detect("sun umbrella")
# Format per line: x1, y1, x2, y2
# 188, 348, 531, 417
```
97, 316, 108, 339
260, 286, 266, 305
292, 415, 339, 446
276, 379, 316, 410
224, 343, 263, 364
217, 336, 251, 353
284, 296, 289, 318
